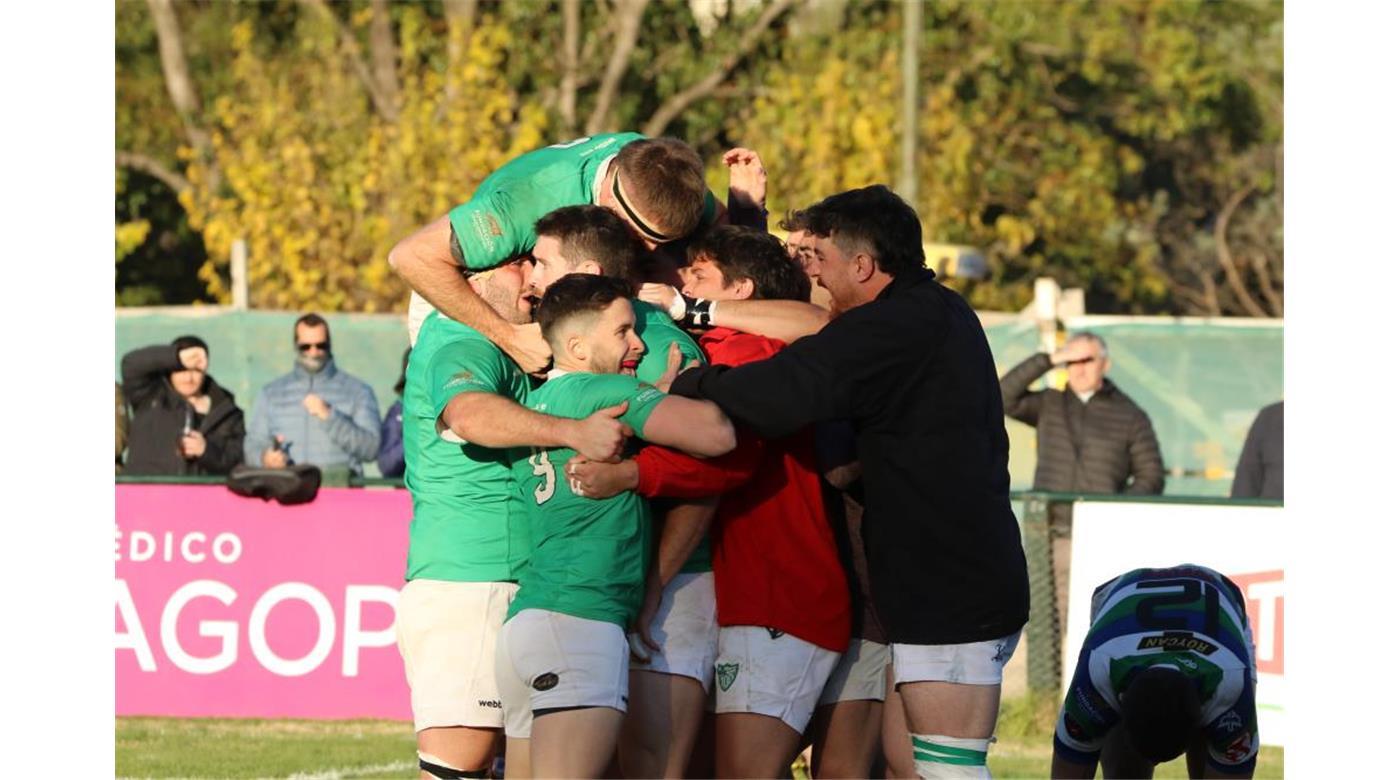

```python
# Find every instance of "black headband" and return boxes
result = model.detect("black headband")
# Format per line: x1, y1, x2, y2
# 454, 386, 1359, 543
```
612, 172, 676, 243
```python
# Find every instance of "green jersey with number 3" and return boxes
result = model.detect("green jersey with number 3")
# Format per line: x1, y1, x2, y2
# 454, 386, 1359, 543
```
506, 371, 668, 628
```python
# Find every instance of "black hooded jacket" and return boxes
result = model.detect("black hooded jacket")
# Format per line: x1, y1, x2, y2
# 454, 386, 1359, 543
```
120, 345, 245, 476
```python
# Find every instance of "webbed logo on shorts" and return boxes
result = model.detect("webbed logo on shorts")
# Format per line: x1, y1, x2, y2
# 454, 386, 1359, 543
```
478, 699, 501, 709
1137, 632, 1219, 655
532, 672, 559, 691
716, 662, 739, 691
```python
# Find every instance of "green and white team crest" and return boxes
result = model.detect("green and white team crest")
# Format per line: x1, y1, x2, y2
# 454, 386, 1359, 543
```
716, 662, 740, 692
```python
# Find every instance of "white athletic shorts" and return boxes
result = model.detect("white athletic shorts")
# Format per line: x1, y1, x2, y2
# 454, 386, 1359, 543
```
817, 638, 892, 707
407, 291, 434, 346
395, 578, 518, 731
713, 625, 841, 734
628, 571, 719, 690
495, 608, 630, 739
891, 630, 1022, 687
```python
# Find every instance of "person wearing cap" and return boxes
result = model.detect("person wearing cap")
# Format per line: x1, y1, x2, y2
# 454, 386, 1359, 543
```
243, 313, 382, 477
120, 335, 246, 476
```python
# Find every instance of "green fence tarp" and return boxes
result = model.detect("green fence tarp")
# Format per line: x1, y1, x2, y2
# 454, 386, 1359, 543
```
116, 308, 1281, 491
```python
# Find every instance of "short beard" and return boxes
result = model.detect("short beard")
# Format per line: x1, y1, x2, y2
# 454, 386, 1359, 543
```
587, 351, 621, 375
298, 353, 329, 373
476, 277, 532, 325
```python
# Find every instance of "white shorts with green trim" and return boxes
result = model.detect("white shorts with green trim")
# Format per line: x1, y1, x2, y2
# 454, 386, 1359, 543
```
892, 630, 1021, 687
713, 625, 841, 734
628, 571, 719, 690
395, 579, 518, 732
495, 609, 629, 739
817, 638, 891, 706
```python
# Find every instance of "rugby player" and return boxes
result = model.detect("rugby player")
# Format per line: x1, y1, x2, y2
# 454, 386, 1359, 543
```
668, 185, 1030, 780
568, 227, 853, 778
494, 274, 736, 779
397, 259, 632, 780
526, 205, 720, 778
1052, 564, 1259, 780
388, 133, 727, 364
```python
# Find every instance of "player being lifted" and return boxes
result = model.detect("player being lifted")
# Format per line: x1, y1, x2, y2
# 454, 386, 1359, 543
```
1052, 564, 1259, 780
526, 204, 719, 778
494, 274, 736, 779
396, 258, 630, 780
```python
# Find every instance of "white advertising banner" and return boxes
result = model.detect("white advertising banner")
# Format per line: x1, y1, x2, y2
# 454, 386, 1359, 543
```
1064, 501, 1284, 747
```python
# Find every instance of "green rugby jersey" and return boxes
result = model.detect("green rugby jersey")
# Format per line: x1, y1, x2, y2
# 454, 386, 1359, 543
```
630, 300, 712, 575
506, 371, 667, 628
402, 311, 532, 582
448, 133, 718, 272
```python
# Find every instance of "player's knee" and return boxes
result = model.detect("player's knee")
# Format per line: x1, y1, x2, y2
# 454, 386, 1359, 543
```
909, 734, 991, 780
418, 751, 489, 779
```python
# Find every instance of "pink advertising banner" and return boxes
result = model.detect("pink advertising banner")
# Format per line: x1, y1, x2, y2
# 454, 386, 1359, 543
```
116, 484, 413, 720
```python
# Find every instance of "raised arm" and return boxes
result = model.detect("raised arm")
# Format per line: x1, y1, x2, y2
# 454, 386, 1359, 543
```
639, 283, 831, 345
120, 345, 182, 409
388, 214, 550, 373
999, 352, 1052, 426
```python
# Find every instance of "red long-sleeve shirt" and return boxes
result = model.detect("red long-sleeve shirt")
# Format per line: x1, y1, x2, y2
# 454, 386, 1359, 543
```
635, 327, 851, 652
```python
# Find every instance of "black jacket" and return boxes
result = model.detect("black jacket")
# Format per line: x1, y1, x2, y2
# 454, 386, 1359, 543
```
120, 345, 245, 476
673, 270, 1029, 645
999, 353, 1165, 496
1230, 401, 1283, 500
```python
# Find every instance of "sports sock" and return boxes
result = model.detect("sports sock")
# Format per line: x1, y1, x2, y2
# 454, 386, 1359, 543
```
910, 733, 993, 779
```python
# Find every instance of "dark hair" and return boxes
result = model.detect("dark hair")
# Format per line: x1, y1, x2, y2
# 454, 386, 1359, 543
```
1121, 666, 1202, 763
535, 205, 644, 284
796, 185, 925, 276
777, 209, 811, 234
393, 346, 411, 396
171, 335, 209, 356
293, 313, 332, 350
616, 137, 708, 239
536, 274, 636, 353
687, 225, 810, 302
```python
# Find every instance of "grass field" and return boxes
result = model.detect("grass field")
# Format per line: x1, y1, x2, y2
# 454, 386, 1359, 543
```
117, 694, 1283, 779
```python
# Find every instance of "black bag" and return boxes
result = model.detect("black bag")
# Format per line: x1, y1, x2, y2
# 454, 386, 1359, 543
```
226, 464, 322, 505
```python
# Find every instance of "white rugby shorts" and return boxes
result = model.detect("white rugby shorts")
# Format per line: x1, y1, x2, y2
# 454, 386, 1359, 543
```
629, 571, 719, 690
891, 630, 1022, 687
817, 638, 891, 707
395, 579, 519, 731
495, 608, 630, 739
713, 625, 841, 734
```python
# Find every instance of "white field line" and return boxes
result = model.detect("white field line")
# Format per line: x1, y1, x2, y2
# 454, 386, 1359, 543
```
285, 759, 416, 780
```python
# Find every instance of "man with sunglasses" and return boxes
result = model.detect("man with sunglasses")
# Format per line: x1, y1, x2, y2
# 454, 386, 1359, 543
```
243, 313, 382, 478
390, 133, 734, 368
999, 331, 1165, 682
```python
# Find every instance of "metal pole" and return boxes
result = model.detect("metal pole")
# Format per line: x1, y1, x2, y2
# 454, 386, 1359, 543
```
231, 238, 248, 310
899, 0, 921, 204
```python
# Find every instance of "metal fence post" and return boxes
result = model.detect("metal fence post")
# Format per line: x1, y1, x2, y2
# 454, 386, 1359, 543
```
1022, 493, 1059, 692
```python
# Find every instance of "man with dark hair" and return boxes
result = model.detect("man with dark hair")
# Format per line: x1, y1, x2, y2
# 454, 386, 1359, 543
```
529, 205, 719, 777
243, 314, 381, 477
397, 259, 634, 780
495, 273, 736, 779
1052, 564, 1259, 779
669, 185, 1030, 779
389, 133, 748, 366
568, 226, 851, 778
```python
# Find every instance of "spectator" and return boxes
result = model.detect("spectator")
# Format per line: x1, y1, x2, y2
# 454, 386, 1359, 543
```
1231, 400, 1283, 500
116, 382, 128, 474
376, 347, 410, 479
1000, 331, 1165, 654
120, 336, 246, 476
243, 313, 381, 477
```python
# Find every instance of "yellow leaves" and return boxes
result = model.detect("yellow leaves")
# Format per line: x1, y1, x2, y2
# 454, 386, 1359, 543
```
178, 14, 546, 312
116, 220, 152, 263
994, 215, 1036, 255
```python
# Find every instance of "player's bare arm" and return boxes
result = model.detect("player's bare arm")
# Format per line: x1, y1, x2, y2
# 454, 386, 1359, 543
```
388, 214, 551, 373
639, 282, 831, 344
638, 395, 735, 458
440, 392, 630, 463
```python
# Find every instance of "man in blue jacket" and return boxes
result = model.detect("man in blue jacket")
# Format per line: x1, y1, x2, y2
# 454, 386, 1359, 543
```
244, 313, 382, 476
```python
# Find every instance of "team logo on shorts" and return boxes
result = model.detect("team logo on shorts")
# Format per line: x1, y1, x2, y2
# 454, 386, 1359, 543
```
991, 638, 1013, 664
766, 628, 786, 640
532, 673, 559, 691
716, 662, 740, 692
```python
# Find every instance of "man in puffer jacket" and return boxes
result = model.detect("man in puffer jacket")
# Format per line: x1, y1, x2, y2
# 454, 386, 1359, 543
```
121, 335, 245, 476
243, 313, 381, 477
1000, 331, 1164, 670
